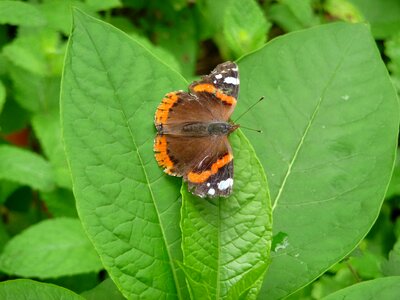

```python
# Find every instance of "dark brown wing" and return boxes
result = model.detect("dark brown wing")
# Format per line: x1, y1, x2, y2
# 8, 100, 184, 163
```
154, 134, 234, 198
154, 62, 239, 132
189, 61, 239, 121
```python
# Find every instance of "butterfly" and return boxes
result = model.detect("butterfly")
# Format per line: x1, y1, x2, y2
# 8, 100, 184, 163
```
154, 61, 240, 198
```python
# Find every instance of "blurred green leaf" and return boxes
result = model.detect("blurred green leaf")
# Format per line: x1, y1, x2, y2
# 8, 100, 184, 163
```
0, 180, 19, 204
0, 98, 30, 134
0, 279, 84, 300
323, 276, 400, 299
62, 10, 188, 299
223, 0, 270, 58
2, 28, 65, 76
181, 131, 272, 299
386, 150, 400, 198
349, 0, 400, 39
0, 218, 102, 278
36, 0, 97, 35
40, 189, 78, 218
324, 0, 364, 23
85, 0, 122, 11
0, 145, 55, 191
0, 80, 5, 114
382, 239, 400, 276
385, 32, 400, 92
0, 1, 46, 27
8, 65, 60, 112
80, 278, 125, 300
236, 23, 399, 299
311, 266, 358, 299
268, 0, 319, 32
32, 111, 71, 189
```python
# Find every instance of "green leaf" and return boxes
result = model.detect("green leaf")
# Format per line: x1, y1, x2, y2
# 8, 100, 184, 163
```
36, 0, 97, 35
323, 276, 400, 299
0, 80, 5, 114
0, 1, 46, 27
86, 0, 122, 11
349, 0, 400, 38
2, 28, 65, 76
236, 23, 399, 299
386, 149, 400, 198
223, 0, 270, 58
385, 32, 400, 93
0, 98, 30, 134
61, 10, 188, 299
382, 238, 400, 276
40, 188, 78, 218
8, 65, 61, 113
80, 278, 125, 300
32, 111, 71, 189
0, 218, 102, 278
0, 145, 55, 191
0, 279, 84, 300
324, 0, 364, 23
181, 131, 272, 299
268, 0, 319, 32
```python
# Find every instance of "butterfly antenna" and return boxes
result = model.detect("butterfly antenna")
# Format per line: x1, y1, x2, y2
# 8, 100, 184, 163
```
239, 125, 263, 133
233, 96, 265, 123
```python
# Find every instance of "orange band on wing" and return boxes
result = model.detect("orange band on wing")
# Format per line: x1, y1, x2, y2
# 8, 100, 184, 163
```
154, 135, 175, 175
193, 83, 237, 106
187, 153, 233, 183
155, 92, 179, 125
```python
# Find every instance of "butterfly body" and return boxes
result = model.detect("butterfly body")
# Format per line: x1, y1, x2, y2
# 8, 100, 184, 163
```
154, 62, 240, 198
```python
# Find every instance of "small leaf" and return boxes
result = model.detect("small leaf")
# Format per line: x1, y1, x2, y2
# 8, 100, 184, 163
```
80, 278, 126, 300
32, 111, 71, 189
86, 0, 122, 11
0, 145, 55, 191
223, 0, 270, 58
268, 0, 319, 32
0, 80, 5, 114
181, 131, 272, 299
0, 279, 84, 300
0, 218, 102, 278
349, 0, 400, 38
382, 239, 400, 276
323, 276, 400, 299
0, 1, 46, 27
40, 188, 78, 218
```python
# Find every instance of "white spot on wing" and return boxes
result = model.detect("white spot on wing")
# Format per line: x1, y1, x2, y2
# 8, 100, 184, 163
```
232, 67, 238, 71
224, 77, 239, 85
207, 183, 210, 187
215, 74, 222, 79
208, 188, 215, 195
217, 178, 233, 190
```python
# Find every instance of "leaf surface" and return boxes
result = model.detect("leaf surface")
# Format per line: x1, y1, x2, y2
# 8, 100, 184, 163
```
0, 145, 55, 192
323, 276, 400, 300
235, 23, 399, 299
0, 279, 83, 300
181, 131, 272, 299
61, 10, 188, 299
0, 218, 102, 278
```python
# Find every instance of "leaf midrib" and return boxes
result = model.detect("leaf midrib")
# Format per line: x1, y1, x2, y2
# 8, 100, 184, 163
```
272, 36, 357, 211
79, 23, 181, 299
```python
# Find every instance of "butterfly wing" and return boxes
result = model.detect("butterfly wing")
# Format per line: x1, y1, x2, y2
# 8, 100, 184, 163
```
189, 61, 239, 121
154, 134, 234, 198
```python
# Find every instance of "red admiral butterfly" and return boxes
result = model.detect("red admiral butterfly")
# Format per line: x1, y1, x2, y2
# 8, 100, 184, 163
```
154, 61, 240, 198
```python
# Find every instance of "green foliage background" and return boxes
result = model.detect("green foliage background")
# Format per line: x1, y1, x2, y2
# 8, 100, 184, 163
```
0, 0, 399, 299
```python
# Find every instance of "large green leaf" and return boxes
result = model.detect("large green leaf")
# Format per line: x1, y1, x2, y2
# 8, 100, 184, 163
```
181, 131, 272, 299
0, 145, 55, 192
61, 10, 188, 299
235, 23, 399, 299
0, 279, 84, 300
0, 218, 102, 278
323, 276, 400, 299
